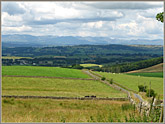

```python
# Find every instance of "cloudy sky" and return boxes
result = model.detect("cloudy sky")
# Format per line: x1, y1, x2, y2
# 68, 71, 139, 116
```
2, 1, 164, 40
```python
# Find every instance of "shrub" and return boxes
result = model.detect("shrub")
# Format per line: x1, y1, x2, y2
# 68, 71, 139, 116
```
101, 77, 106, 81
109, 78, 113, 84
138, 85, 147, 92
146, 89, 156, 97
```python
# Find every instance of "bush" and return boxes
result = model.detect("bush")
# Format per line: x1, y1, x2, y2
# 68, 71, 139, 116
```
138, 85, 147, 92
101, 77, 106, 81
146, 89, 156, 97
109, 78, 113, 84
71, 64, 83, 69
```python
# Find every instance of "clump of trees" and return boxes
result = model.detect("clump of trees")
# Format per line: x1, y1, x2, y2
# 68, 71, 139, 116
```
100, 57, 163, 73
138, 85, 156, 97
138, 85, 147, 92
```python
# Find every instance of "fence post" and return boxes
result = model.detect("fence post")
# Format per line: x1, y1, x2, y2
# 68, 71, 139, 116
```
159, 104, 164, 122
149, 96, 155, 116
139, 102, 142, 114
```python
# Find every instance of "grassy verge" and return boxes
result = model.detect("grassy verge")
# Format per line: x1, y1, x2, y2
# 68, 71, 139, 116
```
2, 77, 126, 98
2, 66, 90, 79
2, 98, 137, 122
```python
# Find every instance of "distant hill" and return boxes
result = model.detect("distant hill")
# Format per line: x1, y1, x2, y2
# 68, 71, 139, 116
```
2, 34, 164, 47
127, 63, 163, 73
2, 44, 163, 57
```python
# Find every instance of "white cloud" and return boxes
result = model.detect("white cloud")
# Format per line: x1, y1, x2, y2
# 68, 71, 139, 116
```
1, 1, 164, 41
3, 25, 32, 32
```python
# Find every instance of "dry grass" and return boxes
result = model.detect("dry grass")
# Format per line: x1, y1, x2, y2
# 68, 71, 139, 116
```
2, 98, 138, 122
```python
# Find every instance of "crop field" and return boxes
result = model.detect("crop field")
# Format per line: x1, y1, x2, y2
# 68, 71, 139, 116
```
2, 56, 32, 59
2, 66, 90, 79
80, 64, 102, 67
127, 72, 163, 78
95, 72, 163, 99
2, 77, 126, 98
2, 98, 138, 122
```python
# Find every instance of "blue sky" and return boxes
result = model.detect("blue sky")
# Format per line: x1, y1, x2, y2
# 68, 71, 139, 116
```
1, 1, 164, 40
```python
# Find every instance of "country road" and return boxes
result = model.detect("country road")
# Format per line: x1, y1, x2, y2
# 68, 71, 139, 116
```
83, 69, 144, 103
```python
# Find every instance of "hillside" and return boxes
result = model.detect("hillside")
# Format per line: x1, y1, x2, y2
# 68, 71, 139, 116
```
2, 44, 163, 66
127, 63, 163, 73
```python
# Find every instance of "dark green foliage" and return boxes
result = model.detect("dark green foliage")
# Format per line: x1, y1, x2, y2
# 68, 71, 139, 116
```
146, 89, 156, 97
156, 12, 164, 23
101, 77, 106, 81
109, 78, 113, 84
138, 85, 147, 92
71, 64, 83, 69
2, 45, 163, 67
101, 56, 163, 73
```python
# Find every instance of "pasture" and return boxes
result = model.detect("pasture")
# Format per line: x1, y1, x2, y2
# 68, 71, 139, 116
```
126, 72, 163, 78
2, 98, 137, 122
2, 77, 126, 98
2, 66, 90, 79
95, 72, 163, 99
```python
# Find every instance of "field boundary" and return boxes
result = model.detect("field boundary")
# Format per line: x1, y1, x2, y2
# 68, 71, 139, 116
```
2, 95, 128, 101
2, 75, 95, 80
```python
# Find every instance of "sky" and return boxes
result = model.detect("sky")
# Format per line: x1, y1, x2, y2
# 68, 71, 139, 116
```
1, 1, 164, 40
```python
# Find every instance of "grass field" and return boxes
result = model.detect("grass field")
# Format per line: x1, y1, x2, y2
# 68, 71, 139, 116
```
95, 72, 163, 99
127, 72, 163, 78
2, 66, 90, 79
2, 77, 126, 98
2, 98, 137, 122
80, 64, 102, 67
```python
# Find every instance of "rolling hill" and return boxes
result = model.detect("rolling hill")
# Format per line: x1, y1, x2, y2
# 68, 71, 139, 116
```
126, 63, 163, 73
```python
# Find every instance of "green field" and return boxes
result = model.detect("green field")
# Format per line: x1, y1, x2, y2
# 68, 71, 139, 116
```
95, 72, 163, 98
80, 64, 102, 67
127, 72, 163, 78
2, 77, 126, 98
2, 66, 90, 79
2, 98, 137, 122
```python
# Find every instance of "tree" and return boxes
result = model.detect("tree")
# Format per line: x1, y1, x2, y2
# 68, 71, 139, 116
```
146, 89, 156, 97
156, 12, 164, 23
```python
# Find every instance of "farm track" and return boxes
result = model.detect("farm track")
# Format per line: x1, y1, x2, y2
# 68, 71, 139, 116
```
2, 75, 95, 80
2, 95, 128, 101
